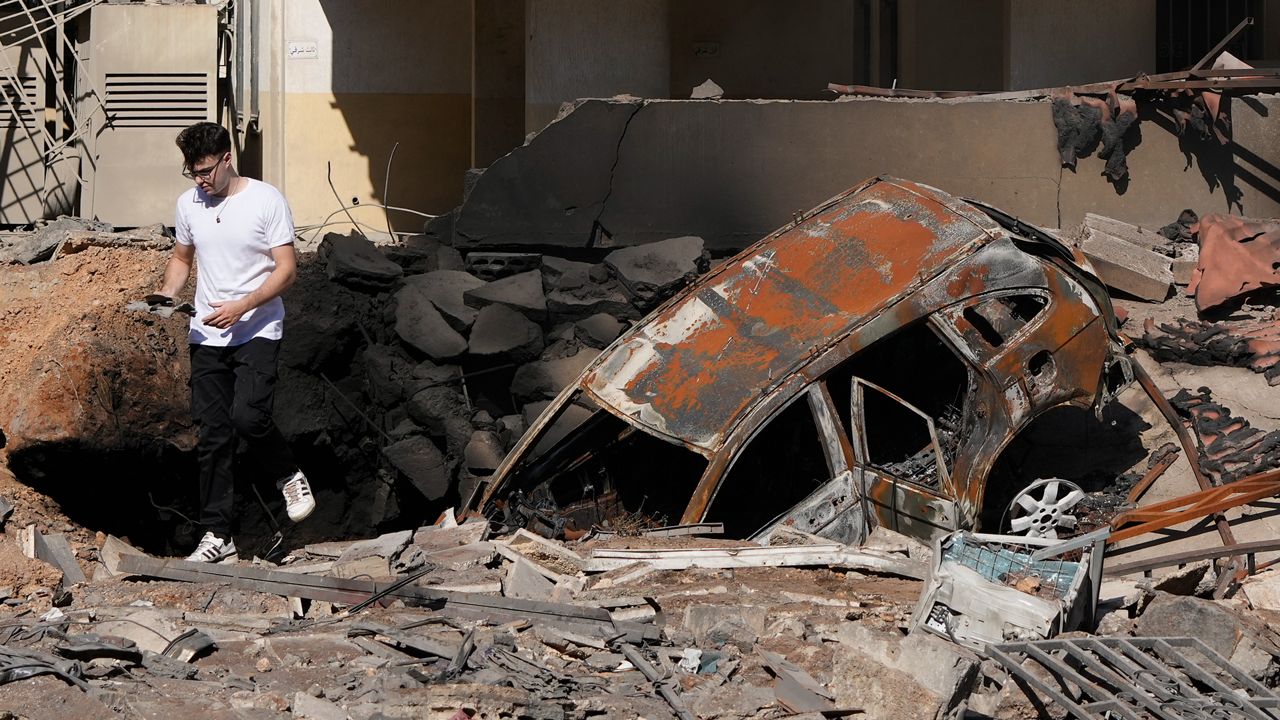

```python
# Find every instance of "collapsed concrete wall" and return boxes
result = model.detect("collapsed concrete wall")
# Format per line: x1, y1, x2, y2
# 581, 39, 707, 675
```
455, 96, 1280, 251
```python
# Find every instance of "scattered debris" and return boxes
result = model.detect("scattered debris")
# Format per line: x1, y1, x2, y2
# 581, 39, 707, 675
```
1188, 213, 1280, 313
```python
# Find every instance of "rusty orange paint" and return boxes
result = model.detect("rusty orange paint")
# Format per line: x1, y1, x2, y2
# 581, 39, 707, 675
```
585, 179, 998, 451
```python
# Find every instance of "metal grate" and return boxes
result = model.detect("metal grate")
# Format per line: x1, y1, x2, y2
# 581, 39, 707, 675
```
103, 72, 208, 128
0, 76, 38, 129
988, 636, 1280, 719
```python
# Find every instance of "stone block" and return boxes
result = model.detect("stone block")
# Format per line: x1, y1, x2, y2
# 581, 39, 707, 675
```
510, 349, 598, 402
464, 430, 506, 474
402, 270, 487, 333
463, 270, 548, 320
467, 305, 545, 362
575, 313, 626, 348
381, 436, 453, 501
1079, 226, 1174, 301
605, 234, 707, 303
291, 692, 348, 720
504, 557, 555, 601
541, 256, 596, 290
322, 232, 404, 288
546, 282, 637, 322
393, 285, 467, 359
826, 623, 979, 720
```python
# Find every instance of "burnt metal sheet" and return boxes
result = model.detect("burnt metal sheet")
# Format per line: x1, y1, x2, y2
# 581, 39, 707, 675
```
583, 178, 1001, 452
987, 636, 1280, 719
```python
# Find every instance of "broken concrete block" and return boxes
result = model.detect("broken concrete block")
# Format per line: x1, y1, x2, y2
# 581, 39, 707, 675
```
334, 530, 413, 566
402, 270, 487, 333
322, 232, 404, 287
291, 692, 348, 720
683, 604, 768, 638
503, 557, 555, 601
468, 305, 545, 362
547, 281, 636, 322
467, 252, 542, 281
604, 235, 707, 303
393, 285, 467, 359
463, 270, 548, 320
1082, 213, 1166, 251
381, 435, 453, 501
1079, 224, 1174, 301
541, 256, 596, 290
691, 78, 724, 100
1241, 568, 1280, 611
575, 313, 626, 348
464, 430, 506, 474
826, 622, 979, 720
455, 99, 642, 247
0, 217, 113, 265
510, 348, 599, 402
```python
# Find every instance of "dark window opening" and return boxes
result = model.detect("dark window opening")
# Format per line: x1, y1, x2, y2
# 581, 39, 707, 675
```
825, 320, 969, 466
498, 397, 706, 537
1156, 0, 1264, 73
862, 384, 940, 488
963, 306, 1005, 347
960, 294, 1048, 351
704, 398, 830, 538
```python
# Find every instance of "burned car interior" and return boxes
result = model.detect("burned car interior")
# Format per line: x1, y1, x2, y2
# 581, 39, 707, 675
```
470, 176, 1134, 545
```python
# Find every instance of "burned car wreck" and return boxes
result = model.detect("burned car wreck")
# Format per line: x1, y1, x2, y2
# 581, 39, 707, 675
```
465, 177, 1133, 545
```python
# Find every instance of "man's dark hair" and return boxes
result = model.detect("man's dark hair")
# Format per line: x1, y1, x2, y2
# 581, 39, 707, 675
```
175, 122, 231, 168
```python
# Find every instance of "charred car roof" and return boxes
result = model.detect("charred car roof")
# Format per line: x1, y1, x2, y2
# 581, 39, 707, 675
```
581, 176, 1052, 453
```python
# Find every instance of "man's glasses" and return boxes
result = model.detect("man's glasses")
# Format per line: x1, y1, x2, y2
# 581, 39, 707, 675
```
181, 162, 218, 180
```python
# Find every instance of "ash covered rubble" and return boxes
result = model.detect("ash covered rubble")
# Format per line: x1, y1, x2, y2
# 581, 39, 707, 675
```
8, 177, 1280, 717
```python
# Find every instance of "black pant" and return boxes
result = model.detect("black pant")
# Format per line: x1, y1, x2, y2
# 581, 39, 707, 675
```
190, 338, 295, 538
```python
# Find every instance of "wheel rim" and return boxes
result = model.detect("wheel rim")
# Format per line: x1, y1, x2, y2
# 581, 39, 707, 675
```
1007, 478, 1084, 539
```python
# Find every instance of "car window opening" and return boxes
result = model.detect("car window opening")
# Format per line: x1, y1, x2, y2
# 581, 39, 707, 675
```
826, 320, 970, 466
703, 399, 830, 538
493, 395, 707, 538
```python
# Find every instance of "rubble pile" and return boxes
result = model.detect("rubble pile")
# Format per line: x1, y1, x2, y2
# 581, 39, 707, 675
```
0, 506, 1277, 718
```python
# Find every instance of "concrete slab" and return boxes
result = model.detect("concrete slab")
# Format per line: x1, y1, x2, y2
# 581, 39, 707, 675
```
467, 304, 544, 361
1079, 226, 1174, 301
403, 270, 487, 333
323, 233, 404, 287
510, 348, 599, 401
382, 435, 453, 501
463, 270, 548, 320
393, 285, 468, 359
604, 234, 705, 303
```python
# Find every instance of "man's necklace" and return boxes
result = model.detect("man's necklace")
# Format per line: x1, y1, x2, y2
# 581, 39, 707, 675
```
215, 178, 245, 223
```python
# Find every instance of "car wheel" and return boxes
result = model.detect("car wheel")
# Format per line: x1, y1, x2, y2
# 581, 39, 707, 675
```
1007, 478, 1084, 539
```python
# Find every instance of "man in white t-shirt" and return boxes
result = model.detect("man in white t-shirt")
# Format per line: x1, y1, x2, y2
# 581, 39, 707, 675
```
155, 122, 316, 563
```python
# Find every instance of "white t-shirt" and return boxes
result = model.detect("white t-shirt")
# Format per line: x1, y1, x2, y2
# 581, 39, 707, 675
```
174, 178, 296, 346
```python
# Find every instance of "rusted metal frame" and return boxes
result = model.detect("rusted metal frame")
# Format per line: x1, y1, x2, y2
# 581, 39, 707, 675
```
1127, 360, 1237, 551
1107, 471, 1280, 544
808, 383, 851, 477
1124, 447, 1181, 504
1105, 537, 1280, 578
1189, 16, 1254, 71
1125, 77, 1280, 91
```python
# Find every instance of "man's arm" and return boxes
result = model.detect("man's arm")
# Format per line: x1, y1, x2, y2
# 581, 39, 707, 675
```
156, 242, 195, 298
202, 244, 298, 330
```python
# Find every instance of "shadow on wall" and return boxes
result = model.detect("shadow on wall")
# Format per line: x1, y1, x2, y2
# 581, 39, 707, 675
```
309, 0, 471, 234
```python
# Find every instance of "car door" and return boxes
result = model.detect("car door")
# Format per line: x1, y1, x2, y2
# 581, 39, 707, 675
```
851, 378, 959, 540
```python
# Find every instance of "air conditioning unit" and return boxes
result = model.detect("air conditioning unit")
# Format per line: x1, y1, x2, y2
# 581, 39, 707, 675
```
79, 3, 219, 227
0, 25, 47, 225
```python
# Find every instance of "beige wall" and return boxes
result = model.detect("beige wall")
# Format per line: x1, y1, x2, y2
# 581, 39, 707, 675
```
260, 0, 472, 238
898, 0, 1004, 91
525, 0, 670, 134
668, 1, 856, 99
1007, 1, 1155, 89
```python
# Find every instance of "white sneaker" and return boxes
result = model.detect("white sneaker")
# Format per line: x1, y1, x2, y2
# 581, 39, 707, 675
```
281, 470, 316, 522
185, 532, 237, 563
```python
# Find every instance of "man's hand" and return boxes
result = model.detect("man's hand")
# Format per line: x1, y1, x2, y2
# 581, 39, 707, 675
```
203, 299, 250, 329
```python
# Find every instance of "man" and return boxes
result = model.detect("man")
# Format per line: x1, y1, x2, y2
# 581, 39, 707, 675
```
155, 122, 315, 563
